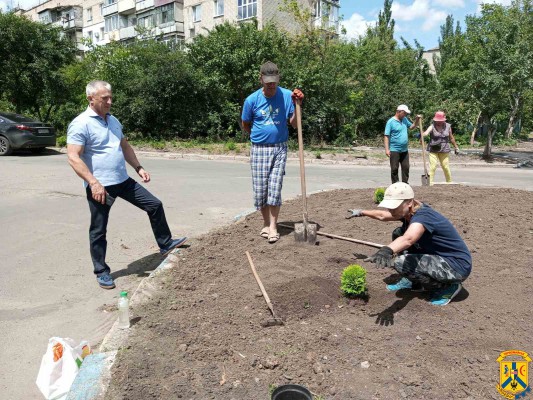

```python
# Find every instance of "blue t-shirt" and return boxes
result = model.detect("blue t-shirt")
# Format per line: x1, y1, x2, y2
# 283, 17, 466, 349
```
67, 107, 129, 187
241, 87, 295, 144
385, 116, 413, 152
403, 204, 472, 276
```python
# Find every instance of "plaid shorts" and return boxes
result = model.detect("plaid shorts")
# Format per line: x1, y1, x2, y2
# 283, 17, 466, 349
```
250, 142, 288, 209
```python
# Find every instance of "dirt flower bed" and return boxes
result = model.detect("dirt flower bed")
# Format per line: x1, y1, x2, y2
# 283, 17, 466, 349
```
106, 186, 533, 400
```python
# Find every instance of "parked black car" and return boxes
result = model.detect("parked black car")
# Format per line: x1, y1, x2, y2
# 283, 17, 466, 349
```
0, 112, 56, 156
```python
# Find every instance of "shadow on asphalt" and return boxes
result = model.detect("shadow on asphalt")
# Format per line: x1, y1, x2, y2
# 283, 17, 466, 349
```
111, 253, 162, 279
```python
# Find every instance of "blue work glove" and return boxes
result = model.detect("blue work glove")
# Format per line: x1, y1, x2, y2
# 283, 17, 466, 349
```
346, 209, 364, 219
364, 246, 395, 268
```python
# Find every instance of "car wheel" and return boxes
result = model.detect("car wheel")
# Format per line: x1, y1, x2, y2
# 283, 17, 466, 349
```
30, 147, 46, 154
0, 136, 13, 156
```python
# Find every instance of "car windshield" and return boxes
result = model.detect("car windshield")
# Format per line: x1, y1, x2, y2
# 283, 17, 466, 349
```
0, 112, 39, 123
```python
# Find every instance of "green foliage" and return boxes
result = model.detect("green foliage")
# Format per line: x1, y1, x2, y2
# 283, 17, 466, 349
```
56, 135, 67, 148
373, 187, 385, 204
340, 264, 367, 297
0, 12, 75, 121
224, 139, 236, 151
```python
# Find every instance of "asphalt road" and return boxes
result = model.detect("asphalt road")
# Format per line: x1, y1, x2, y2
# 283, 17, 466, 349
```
1, 150, 532, 399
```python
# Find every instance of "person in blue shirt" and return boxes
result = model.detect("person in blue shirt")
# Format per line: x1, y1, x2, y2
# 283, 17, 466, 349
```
384, 105, 421, 184
241, 62, 304, 243
347, 182, 472, 306
67, 80, 187, 289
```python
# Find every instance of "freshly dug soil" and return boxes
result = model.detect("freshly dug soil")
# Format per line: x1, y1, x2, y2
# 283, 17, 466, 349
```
106, 186, 533, 400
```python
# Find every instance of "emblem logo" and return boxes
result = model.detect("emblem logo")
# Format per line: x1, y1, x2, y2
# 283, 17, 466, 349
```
497, 350, 531, 399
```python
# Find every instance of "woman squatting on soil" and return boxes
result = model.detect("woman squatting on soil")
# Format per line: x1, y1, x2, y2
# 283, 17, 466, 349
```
347, 182, 472, 306
421, 111, 460, 185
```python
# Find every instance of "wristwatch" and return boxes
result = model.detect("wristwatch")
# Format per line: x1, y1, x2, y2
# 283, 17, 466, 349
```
135, 165, 144, 173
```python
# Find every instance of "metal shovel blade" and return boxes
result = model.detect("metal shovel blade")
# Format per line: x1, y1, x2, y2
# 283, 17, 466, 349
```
421, 174, 429, 186
294, 222, 317, 244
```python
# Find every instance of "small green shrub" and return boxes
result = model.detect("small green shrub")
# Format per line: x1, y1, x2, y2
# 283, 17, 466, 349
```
341, 264, 367, 297
373, 187, 385, 204
56, 135, 67, 147
314, 151, 322, 159
224, 139, 236, 151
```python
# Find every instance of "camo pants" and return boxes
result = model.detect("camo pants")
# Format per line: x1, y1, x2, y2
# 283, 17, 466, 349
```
391, 226, 466, 290
393, 254, 465, 290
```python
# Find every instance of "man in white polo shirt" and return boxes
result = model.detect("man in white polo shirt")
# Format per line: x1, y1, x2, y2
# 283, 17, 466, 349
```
384, 104, 421, 184
67, 80, 187, 289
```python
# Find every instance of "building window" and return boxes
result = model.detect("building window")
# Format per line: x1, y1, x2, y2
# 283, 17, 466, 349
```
237, 0, 256, 20
192, 4, 201, 22
105, 14, 119, 32
87, 31, 93, 41
157, 4, 174, 25
100, 27, 105, 40
86, 7, 93, 22
137, 13, 155, 28
99, 3, 104, 16
105, 0, 116, 5
214, 0, 224, 17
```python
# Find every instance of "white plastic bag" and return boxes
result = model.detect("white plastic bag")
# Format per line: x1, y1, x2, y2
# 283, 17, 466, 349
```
36, 337, 91, 400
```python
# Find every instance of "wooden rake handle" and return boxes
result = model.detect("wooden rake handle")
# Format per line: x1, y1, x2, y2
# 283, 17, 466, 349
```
245, 251, 275, 314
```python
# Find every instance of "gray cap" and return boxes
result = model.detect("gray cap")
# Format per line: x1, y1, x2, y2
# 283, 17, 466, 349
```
260, 61, 280, 83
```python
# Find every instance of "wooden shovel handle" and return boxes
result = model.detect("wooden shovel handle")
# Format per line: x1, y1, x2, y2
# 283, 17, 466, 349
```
418, 118, 429, 175
295, 102, 308, 225
246, 251, 275, 313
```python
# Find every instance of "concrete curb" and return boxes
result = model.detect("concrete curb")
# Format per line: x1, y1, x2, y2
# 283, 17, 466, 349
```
66, 251, 182, 400
52, 147, 516, 168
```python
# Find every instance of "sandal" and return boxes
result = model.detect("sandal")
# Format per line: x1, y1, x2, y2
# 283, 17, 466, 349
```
260, 227, 270, 238
268, 232, 280, 243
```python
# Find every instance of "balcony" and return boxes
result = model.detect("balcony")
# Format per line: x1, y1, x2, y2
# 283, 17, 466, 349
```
136, 0, 154, 12
118, 0, 136, 14
119, 25, 137, 39
102, 3, 118, 17
62, 18, 83, 30
153, 21, 184, 35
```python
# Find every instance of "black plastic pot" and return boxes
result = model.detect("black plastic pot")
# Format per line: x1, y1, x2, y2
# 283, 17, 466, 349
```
271, 384, 313, 400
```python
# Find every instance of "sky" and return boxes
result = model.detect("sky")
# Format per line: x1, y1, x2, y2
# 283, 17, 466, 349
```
0, 0, 513, 49
340, 0, 513, 49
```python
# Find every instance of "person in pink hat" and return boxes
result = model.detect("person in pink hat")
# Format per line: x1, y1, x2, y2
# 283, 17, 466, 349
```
421, 111, 460, 185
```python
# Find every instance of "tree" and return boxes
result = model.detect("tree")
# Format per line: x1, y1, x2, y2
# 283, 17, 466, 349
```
0, 12, 75, 121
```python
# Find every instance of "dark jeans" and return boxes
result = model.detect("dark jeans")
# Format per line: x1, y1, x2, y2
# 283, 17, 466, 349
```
86, 177, 172, 276
389, 151, 409, 184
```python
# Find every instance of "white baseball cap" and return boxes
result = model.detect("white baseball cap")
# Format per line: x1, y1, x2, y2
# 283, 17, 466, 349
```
378, 182, 415, 209
397, 104, 411, 114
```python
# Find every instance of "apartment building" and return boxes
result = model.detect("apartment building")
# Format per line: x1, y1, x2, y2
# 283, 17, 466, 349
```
21, 0, 339, 51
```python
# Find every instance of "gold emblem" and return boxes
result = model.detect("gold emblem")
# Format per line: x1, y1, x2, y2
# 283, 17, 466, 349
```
497, 350, 531, 399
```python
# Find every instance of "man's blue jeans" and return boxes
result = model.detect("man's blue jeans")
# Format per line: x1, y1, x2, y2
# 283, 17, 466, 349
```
86, 177, 172, 275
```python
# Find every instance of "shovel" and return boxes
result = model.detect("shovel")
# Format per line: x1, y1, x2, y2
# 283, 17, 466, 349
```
293, 102, 318, 244
418, 118, 430, 186
245, 251, 284, 327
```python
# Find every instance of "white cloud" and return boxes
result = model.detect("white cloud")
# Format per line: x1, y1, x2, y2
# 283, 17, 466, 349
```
0, 1, 8, 11
341, 12, 374, 40
433, 0, 465, 7
391, 0, 448, 31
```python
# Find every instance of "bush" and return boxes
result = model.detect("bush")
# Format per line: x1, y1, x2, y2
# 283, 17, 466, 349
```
373, 187, 385, 204
56, 135, 67, 148
224, 139, 236, 151
340, 264, 367, 297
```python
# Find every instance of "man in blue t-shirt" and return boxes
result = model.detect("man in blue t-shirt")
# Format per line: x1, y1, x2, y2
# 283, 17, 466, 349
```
384, 105, 421, 184
241, 61, 304, 243
67, 80, 187, 289
346, 182, 472, 306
